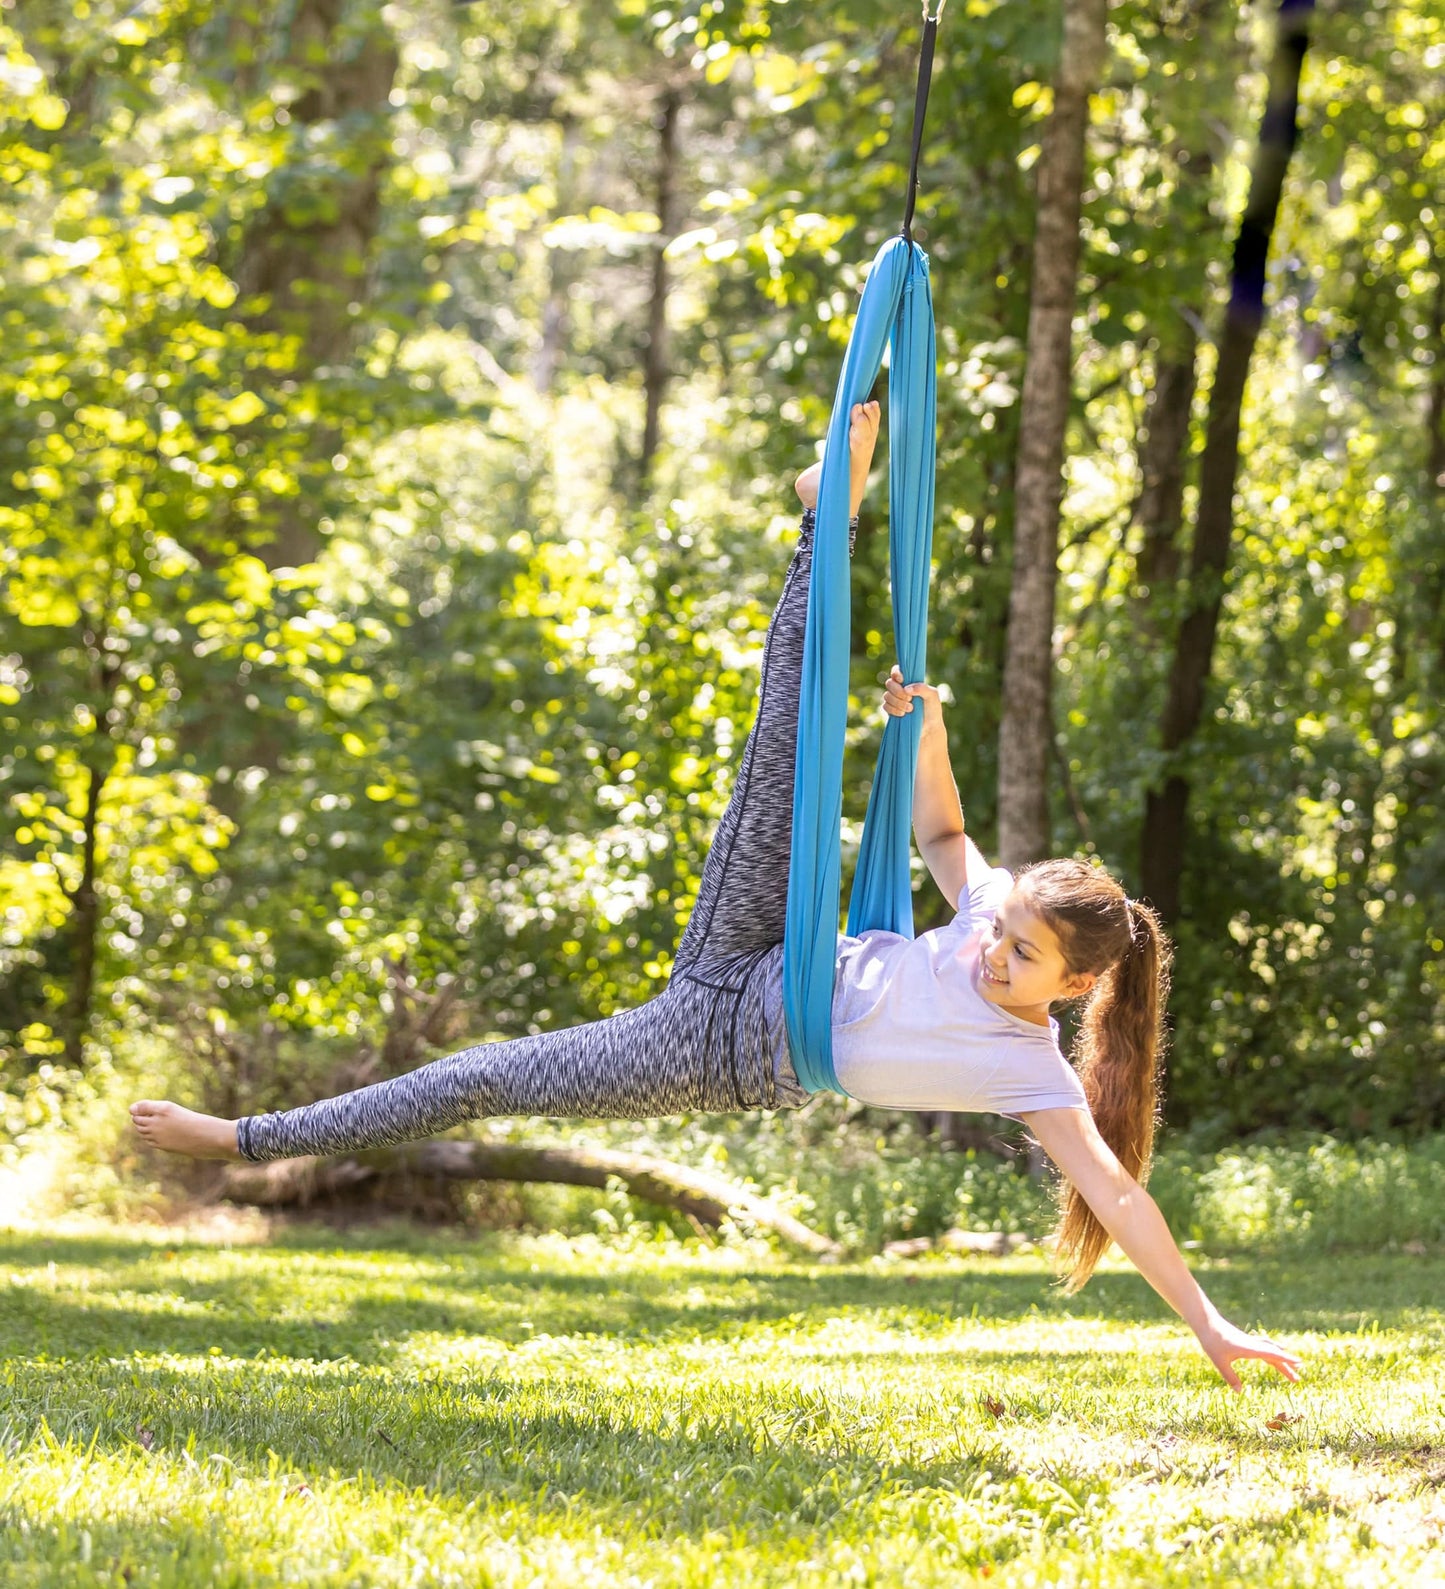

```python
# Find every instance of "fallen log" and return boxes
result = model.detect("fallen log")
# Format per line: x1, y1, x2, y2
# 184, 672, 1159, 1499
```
882, 1228, 1033, 1259
217, 1138, 842, 1258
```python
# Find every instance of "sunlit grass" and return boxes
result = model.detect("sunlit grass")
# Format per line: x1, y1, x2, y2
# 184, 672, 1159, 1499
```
1, 1223, 1440, 1586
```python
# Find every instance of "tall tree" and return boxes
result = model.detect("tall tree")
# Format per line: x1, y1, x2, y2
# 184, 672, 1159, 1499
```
1139, 0, 1315, 921
996, 0, 1109, 866
532, 115, 583, 395
638, 84, 682, 492
230, 0, 401, 569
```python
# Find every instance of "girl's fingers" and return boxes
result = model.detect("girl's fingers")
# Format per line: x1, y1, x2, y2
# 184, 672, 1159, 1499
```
884, 667, 940, 720
882, 671, 913, 716
1245, 1333, 1302, 1368
1215, 1334, 1303, 1388
1255, 1343, 1303, 1380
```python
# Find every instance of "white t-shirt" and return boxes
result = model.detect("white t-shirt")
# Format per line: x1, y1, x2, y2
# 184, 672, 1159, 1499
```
830, 865, 1090, 1118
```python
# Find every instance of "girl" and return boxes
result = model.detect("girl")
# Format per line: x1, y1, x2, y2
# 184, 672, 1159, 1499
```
132, 402, 1301, 1391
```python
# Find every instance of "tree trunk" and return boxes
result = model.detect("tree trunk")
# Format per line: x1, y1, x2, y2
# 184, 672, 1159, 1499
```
1387, 248, 1445, 1129
219, 1139, 842, 1257
1133, 342, 1199, 607
61, 759, 106, 1068
996, 0, 1109, 867
638, 86, 681, 493
1139, 0, 1314, 922
232, 0, 400, 568
531, 117, 582, 396
1425, 263, 1445, 666
175, 1, 401, 788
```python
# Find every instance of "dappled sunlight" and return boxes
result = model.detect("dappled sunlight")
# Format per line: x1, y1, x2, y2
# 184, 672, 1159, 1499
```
4, 1351, 1440, 1584
2, 0, 1441, 1582
1, 1232, 1441, 1589
2, 1233, 1440, 1585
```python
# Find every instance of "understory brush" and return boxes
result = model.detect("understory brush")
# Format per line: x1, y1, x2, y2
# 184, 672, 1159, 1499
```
3, 1036, 1442, 1258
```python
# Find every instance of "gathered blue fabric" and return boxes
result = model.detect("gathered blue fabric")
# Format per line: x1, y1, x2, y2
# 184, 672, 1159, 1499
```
782, 235, 938, 1095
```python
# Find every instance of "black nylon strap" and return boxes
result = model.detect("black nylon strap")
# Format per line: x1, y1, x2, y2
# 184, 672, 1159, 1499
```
900, 15, 939, 241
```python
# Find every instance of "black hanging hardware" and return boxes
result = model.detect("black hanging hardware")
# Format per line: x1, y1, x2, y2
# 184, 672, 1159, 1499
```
901, 0, 947, 242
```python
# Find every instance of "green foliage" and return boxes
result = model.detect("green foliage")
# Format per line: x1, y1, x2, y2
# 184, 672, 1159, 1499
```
457, 1115, 1445, 1257
7, 1031, 1443, 1261
1, 0, 1442, 1140
1150, 1133, 1445, 1253
502, 1106, 1054, 1253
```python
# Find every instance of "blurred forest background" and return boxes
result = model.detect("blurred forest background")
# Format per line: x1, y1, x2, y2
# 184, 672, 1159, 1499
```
1, 0, 1442, 1231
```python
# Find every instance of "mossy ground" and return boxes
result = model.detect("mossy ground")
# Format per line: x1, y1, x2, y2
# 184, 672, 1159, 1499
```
1, 1221, 1440, 1586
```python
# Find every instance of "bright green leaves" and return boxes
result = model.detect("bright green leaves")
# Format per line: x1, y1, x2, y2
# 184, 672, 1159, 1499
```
204, 391, 269, 429
223, 557, 274, 612
0, 26, 65, 131
0, 0, 1440, 1139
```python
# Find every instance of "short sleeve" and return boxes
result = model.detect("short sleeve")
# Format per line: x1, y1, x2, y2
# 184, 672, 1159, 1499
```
955, 865, 1014, 928
983, 1060, 1090, 1121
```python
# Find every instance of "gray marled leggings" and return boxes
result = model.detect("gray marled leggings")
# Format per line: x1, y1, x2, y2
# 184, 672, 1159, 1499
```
237, 518, 821, 1162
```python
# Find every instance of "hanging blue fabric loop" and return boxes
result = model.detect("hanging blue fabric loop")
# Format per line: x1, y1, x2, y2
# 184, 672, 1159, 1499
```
782, 235, 937, 1095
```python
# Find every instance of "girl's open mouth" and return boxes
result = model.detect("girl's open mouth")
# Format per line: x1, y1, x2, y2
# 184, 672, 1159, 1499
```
981, 963, 1009, 987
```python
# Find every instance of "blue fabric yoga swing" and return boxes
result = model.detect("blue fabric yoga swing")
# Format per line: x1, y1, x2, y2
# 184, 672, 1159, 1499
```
780, 1, 947, 1093
781, 236, 938, 1095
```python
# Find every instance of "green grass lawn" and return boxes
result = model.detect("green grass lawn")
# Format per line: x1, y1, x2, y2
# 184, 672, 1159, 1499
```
0, 1222, 1440, 1587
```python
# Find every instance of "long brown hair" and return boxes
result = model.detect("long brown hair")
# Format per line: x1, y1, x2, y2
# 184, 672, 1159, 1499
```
1016, 859, 1174, 1292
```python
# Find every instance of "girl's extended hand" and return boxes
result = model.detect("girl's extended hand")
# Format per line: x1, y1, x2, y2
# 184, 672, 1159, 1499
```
882, 664, 944, 732
1195, 1316, 1303, 1391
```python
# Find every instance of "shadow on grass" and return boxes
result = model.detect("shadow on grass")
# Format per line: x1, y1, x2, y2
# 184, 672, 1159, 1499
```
2, 1228, 1440, 1573
4, 1348, 1430, 1576
1, 1355, 1045, 1546
2, 1228, 1440, 1368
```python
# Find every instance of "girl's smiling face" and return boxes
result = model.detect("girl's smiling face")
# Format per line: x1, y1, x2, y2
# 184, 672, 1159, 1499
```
977, 888, 1097, 1022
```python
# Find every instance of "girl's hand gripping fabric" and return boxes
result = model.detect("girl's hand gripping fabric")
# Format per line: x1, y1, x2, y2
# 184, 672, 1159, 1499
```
882, 665, 945, 734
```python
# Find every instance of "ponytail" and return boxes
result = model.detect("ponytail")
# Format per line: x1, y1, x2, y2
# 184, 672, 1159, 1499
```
1055, 901, 1172, 1291
1015, 863, 1174, 1293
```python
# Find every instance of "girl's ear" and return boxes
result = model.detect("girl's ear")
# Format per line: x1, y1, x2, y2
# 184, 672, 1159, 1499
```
1063, 969, 1097, 1001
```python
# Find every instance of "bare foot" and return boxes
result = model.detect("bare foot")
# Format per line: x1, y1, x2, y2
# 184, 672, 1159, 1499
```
794, 460, 822, 511
794, 400, 882, 516
130, 1100, 243, 1161
847, 399, 881, 514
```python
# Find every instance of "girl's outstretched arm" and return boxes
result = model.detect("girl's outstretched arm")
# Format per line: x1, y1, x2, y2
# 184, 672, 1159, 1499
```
1019, 1106, 1303, 1390
882, 666, 992, 908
